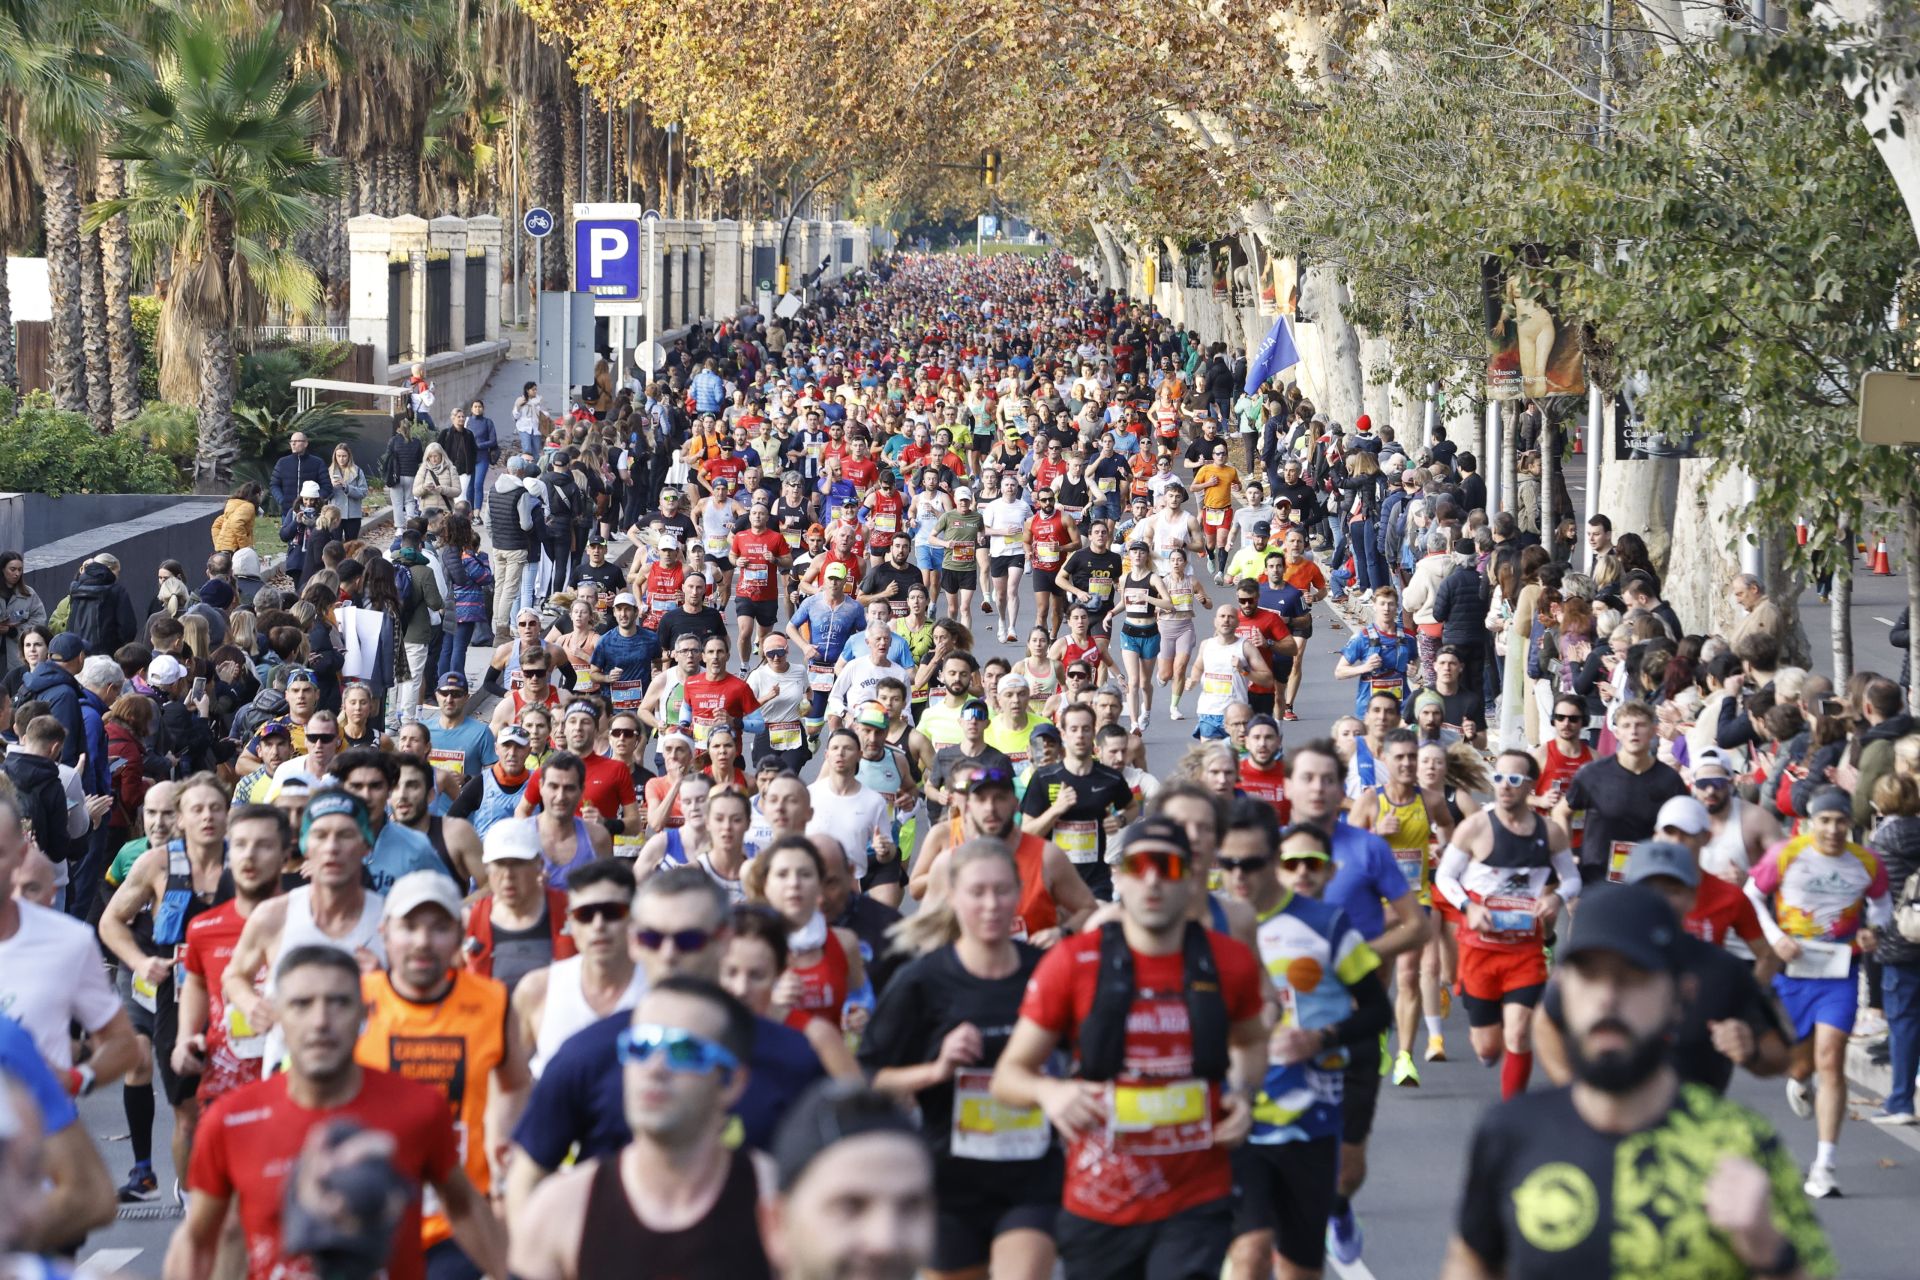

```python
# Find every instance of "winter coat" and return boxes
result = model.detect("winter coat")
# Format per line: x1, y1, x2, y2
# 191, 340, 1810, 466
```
0, 584, 47, 675
414, 459, 462, 513
329, 465, 370, 521
382, 431, 426, 484
211, 498, 258, 552
270, 451, 333, 514
105, 718, 149, 830
1, 752, 76, 864
19, 661, 87, 769
1432, 561, 1492, 649
66, 561, 137, 657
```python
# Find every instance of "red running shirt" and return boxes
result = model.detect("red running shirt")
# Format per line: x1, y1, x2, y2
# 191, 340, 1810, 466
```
180, 902, 260, 1105
189, 1068, 458, 1280
1017, 929, 1262, 1225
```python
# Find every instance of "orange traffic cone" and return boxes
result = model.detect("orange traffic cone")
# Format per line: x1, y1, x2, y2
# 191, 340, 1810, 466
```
1795, 517, 1808, 547
1871, 535, 1893, 575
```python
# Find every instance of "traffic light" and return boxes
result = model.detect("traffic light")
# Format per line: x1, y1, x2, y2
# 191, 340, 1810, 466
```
778, 263, 790, 294
983, 149, 1000, 188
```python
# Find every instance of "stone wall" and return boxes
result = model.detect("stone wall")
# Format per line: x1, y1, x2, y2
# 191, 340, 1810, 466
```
2, 493, 225, 617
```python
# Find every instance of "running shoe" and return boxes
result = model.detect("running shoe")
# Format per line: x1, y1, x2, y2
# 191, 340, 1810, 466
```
1803, 1163, 1840, 1199
1870, 1109, 1918, 1126
1391, 1051, 1420, 1087
1327, 1207, 1364, 1265
1785, 1077, 1813, 1119
117, 1162, 159, 1203
1168, 705, 1184, 721
1425, 1034, 1447, 1063
981, 599, 994, 615
1283, 708, 1299, 721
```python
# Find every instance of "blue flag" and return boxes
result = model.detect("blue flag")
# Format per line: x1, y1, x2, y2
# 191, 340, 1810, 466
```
1244, 313, 1301, 394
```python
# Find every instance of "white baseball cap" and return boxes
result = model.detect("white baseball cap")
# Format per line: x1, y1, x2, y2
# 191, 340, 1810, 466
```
383, 870, 463, 920
482, 816, 543, 865
148, 654, 189, 686
1655, 795, 1712, 837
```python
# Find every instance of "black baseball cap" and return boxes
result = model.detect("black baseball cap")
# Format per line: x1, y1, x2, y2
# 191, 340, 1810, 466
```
1561, 883, 1681, 974
1115, 816, 1192, 861
772, 1081, 925, 1192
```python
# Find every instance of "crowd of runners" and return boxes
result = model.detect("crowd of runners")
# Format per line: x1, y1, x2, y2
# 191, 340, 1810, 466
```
0, 248, 1909, 1280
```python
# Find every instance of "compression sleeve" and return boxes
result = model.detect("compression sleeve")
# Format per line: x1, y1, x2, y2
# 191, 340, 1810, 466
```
1435, 844, 1471, 910
1550, 849, 1583, 901
1327, 962, 1392, 1049
1744, 878, 1789, 947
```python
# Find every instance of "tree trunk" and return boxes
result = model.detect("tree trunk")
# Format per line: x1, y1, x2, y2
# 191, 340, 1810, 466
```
560, 87, 581, 287
524, 108, 561, 289
0, 242, 15, 391
1298, 267, 1364, 427
1540, 406, 1559, 554
42, 150, 87, 414
96, 157, 141, 426
196, 207, 239, 492
80, 213, 110, 431
1502, 399, 1519, 514
1832, 518, 1854, 689
325, 192, 349, 325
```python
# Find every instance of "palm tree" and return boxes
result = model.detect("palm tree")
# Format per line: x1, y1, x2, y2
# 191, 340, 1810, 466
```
90, 14, 339, 491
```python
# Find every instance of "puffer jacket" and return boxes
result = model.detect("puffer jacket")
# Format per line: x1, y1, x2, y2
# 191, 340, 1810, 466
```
66, 561, 137, 656
211, 498, 257, 552
1872, 813, 1920, 967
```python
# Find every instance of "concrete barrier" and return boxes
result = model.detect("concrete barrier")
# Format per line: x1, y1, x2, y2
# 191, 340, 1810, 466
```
2, 493, 226, 617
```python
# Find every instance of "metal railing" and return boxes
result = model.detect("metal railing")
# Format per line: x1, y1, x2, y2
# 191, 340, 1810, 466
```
388, 261, 411, 362
425, 258, 451, 355
247, 324, 349, 345
464, 255, 486, 345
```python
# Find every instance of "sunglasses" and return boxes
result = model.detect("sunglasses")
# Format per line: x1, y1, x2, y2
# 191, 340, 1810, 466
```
523, 668, 550, 678
1216, 855, 1271, 874
609, 727, 639, 739
305, 733, 337, 745
616, 1024, 739, 1078
1067, 670, 1090, 680
1119, 849, 1189, 880
1693, 777, 1732, 791
632, 926, 716, 953
1552, 712, 1584, 724
1489, 771, 1531, 788
570, 901, 632, 927
1278, 855, 1329, 872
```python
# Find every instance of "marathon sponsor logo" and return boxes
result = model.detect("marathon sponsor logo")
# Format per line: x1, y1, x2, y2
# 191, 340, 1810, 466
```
388, 1034, 469, 1106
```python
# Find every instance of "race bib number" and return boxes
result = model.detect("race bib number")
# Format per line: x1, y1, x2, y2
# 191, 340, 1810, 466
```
951, 1069, 1049, 1162
1395, 852, 1424, 889
705, 535, 729, 558
1203, 508, 1228, 530
1035, 544, 1061, 566
1369, 676, 1402, 692
1607, 840, 1633, 883
1787, 938, 1853, 980
608, 679, 646, 709
769, 720, 805, 751
1108, 1079, 1212, 1156
948, 543, 976, 567
808, 663, 837, 693
742, 564, 769, 589
1202, 673, 1234, 696
875, 513, 898, 534
1483, 893, 1540, 944
132, 974, 159, 1013
427, 748, 466, 777
1171, 591, 1192, 612
613, 834, 645, 860
1056, 819, 1100, 865
1089, 579, 1113, 600
226, 1005, 267, 1060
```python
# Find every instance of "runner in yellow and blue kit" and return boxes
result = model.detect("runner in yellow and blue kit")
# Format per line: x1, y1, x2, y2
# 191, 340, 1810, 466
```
1216, 802, 1389, 1280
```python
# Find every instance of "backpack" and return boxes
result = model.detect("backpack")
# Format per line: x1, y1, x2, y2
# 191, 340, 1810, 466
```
394, 562, 419, 626
1896, 868, 1920, 944
1076, 920, 1230, 1082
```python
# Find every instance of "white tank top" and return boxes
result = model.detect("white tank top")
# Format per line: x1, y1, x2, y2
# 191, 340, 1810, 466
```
263, 885, 386, 1071
530, 955, 648, 1077
1699, 798, 1752, 882
1196, 637, 1246, 716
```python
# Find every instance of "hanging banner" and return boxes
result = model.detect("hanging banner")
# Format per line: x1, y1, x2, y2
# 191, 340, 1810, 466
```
1209, 237, 1247, 299
1481, 251, 1585, 401
1262, 254, 1299, 317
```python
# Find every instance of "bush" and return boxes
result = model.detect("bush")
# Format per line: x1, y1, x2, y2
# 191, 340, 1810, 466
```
237, 341, 359, 420
129, 295, 162, 403
0, 392, 181, 495
125, 402, 198, 484
230, 401, 358, 497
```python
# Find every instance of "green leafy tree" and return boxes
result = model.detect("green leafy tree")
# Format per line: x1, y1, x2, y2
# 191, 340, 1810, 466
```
89, 14, 340, 492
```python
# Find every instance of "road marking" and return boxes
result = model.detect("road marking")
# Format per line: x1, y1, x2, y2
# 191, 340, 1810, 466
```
77, 1249, 142, 1278
1329, 1256, 1380, 1280
1874, 617, 1896, 627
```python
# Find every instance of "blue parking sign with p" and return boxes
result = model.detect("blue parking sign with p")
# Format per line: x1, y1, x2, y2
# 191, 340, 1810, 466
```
574, 218, 641, 299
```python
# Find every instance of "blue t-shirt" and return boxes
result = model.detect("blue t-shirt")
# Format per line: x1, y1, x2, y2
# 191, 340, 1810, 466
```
367, 821, 451, 896
839, 630, 913, 668
592, 627, 655, 678
1321, 817, 1410, 942
1337, 627, 1418, 717
0, 1014, 77, 1134
513, 1010, 825, 1163
429, 714, 497, 777
791, 595, 868, 663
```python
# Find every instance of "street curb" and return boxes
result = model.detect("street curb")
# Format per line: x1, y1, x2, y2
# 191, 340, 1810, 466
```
1848, 1037, 1893, 1101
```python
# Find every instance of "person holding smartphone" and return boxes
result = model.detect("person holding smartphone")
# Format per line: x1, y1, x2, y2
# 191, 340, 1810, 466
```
144, 653, 218, 777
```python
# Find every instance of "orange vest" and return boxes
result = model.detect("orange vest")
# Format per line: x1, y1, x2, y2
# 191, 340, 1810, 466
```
357, 969, 508, 1247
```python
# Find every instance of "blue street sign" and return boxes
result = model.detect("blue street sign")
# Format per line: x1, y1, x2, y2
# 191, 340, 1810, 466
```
574, 218, 642, 299
523, 206, 555, 239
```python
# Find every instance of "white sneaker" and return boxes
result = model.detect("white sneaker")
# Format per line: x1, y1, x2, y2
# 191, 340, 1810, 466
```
1803, 1162, 1839, 1199
1870, 1109, 1919, 1126
1168, 705, 1184, 721
1785, 1078, 1813, 1119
